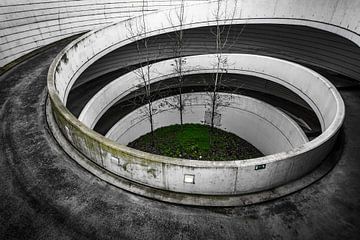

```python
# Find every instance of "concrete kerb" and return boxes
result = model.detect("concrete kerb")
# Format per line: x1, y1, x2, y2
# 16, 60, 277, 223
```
46, 95, 344, 206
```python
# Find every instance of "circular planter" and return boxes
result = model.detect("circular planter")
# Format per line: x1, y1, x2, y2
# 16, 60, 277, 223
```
106, 92, 308, 155
47, 5, 345, 205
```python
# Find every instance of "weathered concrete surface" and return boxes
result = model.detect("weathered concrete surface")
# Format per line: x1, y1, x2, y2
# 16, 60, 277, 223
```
3, 0, 360, 82
88, 74, 320, 137
0, 0, 208, 68
1, 43, 360, 239
106, 92, 308, 153
78, 53, 338, 131
52, 48, 343, 197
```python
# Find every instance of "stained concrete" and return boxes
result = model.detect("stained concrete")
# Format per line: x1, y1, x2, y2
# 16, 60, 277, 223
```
106, 92, 308, 153
1, 41, 360, 240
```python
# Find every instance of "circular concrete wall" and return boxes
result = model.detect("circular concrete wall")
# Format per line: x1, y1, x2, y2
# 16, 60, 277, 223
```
47, 0, 360, 104
4, 0, 360, 80
0, 0, 208, 68
78, 54, 336, 132
47, 1, 345, 205
106, 92, 308, 155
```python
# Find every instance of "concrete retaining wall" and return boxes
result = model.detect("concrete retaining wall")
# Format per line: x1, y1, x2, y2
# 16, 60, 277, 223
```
0, 0, 207, 68
74, 24, 360, 90
78, 54, 336, 132
106, 92, 308, 155
48, 0, 360, 104
89, 73, 317, 135
47, 1, 345, 197
3, 0, 360, 77
51, 102, 340, 195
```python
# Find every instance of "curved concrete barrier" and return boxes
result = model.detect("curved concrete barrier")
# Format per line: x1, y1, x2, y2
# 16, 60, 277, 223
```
79, 54, 334, 132
3, 0, 360, 76
0, 0, 208, 68
75, 24, 360, 90
106, 92, 308, 155
47, 0, 360, 105
47, 2, 345, 204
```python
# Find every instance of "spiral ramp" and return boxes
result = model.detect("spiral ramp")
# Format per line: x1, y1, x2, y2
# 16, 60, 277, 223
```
1, 0, 360, 239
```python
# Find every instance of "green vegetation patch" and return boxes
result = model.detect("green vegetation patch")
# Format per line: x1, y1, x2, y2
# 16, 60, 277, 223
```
128, 123, 263, 161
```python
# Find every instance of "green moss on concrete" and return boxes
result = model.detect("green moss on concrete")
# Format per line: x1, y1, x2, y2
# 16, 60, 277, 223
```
147, 168, 157, 178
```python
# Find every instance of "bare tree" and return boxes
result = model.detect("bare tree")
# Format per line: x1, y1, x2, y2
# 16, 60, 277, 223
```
167, 0, 187, 126
126, 0, 156, 146
208, 0, 238, 131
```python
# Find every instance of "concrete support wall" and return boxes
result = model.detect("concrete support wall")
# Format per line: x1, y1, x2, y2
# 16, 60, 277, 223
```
46, 1, 346, 197
47, 0, 360, 105
74, 24, 360, 89
3, 0, 360, 75
90, 73, 317, 135
49, 53, 344, 196
51, 102, 340, 195
78, 54, 337, 133
0, 0, 207, 67
106, 93, 308, 155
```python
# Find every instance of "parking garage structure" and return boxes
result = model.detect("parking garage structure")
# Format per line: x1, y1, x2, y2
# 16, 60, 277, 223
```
47, 1, 346, 206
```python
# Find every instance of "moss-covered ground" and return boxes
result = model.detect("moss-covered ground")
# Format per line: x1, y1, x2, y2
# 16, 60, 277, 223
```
128, 123, 263, 161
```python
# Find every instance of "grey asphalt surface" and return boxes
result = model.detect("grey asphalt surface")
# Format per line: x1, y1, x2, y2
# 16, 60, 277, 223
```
1, 40, 360, 240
